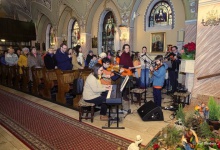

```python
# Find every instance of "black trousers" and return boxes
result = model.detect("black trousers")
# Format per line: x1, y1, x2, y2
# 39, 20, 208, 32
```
153, 88, 162, 107
84, 95, 107, 115
168, 70, 178, 93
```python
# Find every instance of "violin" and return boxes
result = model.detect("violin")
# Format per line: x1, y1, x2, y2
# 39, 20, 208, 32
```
106, 65, 120, 72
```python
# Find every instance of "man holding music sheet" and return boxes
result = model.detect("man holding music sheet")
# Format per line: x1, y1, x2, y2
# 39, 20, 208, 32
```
119, 44, 134, 113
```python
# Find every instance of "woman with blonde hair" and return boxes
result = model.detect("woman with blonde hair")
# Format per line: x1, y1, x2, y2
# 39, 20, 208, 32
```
17, 47, 29, 74
72, 46, 84, 70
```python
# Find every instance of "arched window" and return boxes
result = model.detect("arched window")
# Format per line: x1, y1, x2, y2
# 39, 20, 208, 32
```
71, 21, 80, 48
102, 11, 115, 52
49, 27, 55, 47
149, 1, 172, 27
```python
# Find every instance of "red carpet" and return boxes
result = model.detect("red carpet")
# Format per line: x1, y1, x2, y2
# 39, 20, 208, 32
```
0, 89, 131, 150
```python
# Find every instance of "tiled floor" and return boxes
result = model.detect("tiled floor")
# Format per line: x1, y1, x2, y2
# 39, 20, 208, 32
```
0, 85, 175, 149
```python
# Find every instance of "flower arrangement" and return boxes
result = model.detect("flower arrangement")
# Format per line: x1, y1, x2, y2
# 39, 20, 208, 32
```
181, 42, 196, 60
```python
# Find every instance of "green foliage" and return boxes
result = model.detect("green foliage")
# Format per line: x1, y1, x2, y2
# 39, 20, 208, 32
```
198, 122, 213, 139
163, 125, 182, 147
176, 104, 186, 125
208, 96, 220, 120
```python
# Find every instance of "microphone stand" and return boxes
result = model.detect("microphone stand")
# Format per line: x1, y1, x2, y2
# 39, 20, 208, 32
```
139, 53, 152, 103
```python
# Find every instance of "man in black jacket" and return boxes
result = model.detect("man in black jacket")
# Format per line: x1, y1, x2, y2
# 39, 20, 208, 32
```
168, 46, 181, 93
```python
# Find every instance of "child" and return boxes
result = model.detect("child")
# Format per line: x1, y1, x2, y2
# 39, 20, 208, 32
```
150, 55, 168, 107
89, 55, 97, 69
101, 57, 123, 85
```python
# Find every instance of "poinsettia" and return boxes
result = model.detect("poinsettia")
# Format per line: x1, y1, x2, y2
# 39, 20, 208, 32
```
153, 143, 160, 150
183, 42, 196, 54
181, 42, 196, 60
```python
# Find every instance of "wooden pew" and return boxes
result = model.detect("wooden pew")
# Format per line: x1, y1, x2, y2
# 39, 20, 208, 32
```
31, 67, 44, 96
42, 68, 57, 99
1, 65, 9, 86
7, 66, 16, 87
0, 64, 2, 84
73, 70, 91, 108
55, 69, 75, 104
13, 65, 21, 90
21, 67, 30, 92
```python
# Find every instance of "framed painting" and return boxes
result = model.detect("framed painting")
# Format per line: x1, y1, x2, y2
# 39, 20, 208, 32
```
92, 37, 98, 48
151, 32, 166, 53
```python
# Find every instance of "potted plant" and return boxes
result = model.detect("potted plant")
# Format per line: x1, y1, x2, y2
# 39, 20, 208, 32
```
207, 97, 220, 130
181, 42, 196, 60
176, 104, 186, 125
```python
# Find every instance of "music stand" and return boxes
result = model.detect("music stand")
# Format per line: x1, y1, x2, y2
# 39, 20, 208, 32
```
139, 54, 153, 103
102, 75, 129, 129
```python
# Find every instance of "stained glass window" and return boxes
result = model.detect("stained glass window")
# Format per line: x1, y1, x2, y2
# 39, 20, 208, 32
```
149, 1, 172, 27
49, 27, 55, 46
71, 21, 80, 48
102, 11, 115, 52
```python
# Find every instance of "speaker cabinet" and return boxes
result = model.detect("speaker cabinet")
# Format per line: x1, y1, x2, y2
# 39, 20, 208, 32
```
137, 101, 164, 121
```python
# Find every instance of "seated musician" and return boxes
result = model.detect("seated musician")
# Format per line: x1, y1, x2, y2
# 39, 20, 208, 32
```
181, 129, 198, 150
101, 57, 123, 85
98, 52, 107, 64
83, 63, 112, 121
149, 55, 168, 107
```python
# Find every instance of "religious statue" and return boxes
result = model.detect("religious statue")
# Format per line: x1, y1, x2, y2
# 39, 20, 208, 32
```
127, 135, 143, 150
105, 17, 115, 37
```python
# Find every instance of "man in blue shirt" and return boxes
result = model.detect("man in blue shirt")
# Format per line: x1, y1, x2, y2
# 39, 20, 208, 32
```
55, 43, 72, 70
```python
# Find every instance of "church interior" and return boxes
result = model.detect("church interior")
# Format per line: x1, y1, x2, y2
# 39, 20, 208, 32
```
0, 0, 220, 149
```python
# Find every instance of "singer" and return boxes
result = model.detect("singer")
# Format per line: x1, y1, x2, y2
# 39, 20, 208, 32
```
139, 46, 151, 89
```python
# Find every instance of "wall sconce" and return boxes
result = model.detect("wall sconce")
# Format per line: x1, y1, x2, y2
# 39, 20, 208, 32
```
119, 25, 128, 42
177, 30, 185, 42
202, 10, 220, 26
120, 33, 127, 41
80, 38, 84, 45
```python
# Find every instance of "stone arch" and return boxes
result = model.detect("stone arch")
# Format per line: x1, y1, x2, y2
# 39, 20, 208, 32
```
85, 0, 103, 34
57, 6, 79, 47
36, 14, 51, 50
97, 8, 120, 54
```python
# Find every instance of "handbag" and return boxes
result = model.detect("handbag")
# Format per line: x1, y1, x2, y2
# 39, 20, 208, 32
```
72, 73, 84, 95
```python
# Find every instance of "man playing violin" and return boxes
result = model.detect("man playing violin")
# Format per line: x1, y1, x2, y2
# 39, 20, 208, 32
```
168, 46, 181, 94
150, 55, 168, 107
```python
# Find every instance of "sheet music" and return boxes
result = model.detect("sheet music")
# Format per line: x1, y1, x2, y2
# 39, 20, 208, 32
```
106, 85, 112, 99
120, 75, 129, 92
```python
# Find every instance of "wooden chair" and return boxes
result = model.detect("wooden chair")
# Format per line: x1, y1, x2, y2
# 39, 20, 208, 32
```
55, 69, 75, 104
42, 68, 57, 99
130, 88, 147, 106
78, 97, 95, 123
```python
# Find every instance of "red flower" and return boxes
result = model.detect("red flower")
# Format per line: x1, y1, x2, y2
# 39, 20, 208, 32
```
183, 42, 196, 54
153, 143, 160, 150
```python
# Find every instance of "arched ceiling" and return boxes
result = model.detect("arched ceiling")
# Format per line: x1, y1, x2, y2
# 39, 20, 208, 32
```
0, 0, 52, 21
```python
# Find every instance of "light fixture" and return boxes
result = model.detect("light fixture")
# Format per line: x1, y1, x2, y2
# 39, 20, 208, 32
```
201, 10, 220, 26
1, 39, 5, 42
80, 38, 84, 45
120, 33, 127, 41
119, 25, 128, 42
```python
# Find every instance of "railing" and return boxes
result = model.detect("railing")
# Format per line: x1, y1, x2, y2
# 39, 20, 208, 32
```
197, 72, 220, 80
